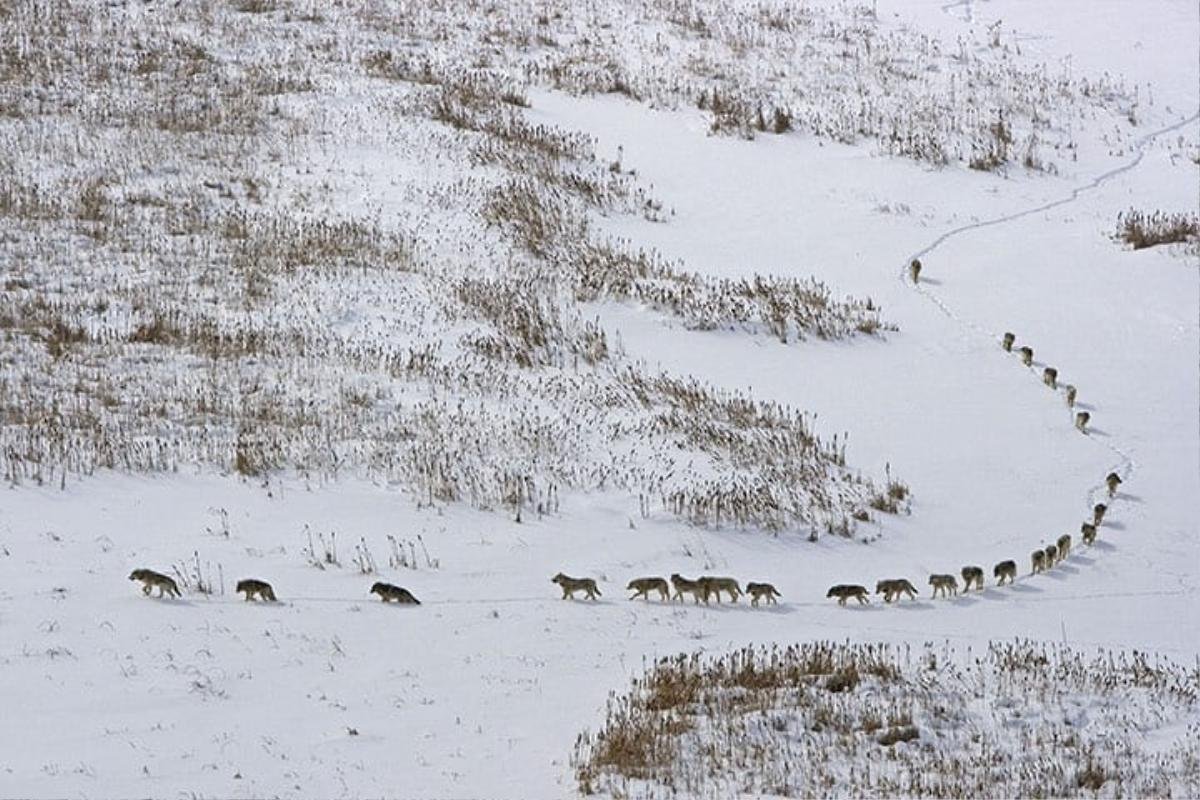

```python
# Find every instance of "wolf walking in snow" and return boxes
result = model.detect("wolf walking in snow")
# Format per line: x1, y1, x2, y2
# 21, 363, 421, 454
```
1056, 535, 1072, 562
909, 259, 922, 283
1106, 472, 1122, 497
875, 578, 917, 603
670, 573, 707, 604
1075, 411, 1090, 432
626, 577, 669, 602
1002, 332, 1015, 352
827, 584, 869, 606
746, 582, 781, 607
993, 560, 1017, 585
929, 574, 959, 598
1043, 367, 1058, 389
1093, 503, 1107, 526
1065, 385, 1077, 408
1019, 346, 1034, 366
552, 573, 601, 600
236, 578, 277, 602
1031, 549, 1047, 574
129, 568, 181, 599
699, 576, 742, 604
370, 582, 420, 604
1081, 523, 1098, 546
961, 565, 985, 591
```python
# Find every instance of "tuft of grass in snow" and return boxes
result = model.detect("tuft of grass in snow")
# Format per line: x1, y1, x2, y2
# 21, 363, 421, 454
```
572, 640, 1200, 798
1115, 209, 1199, 251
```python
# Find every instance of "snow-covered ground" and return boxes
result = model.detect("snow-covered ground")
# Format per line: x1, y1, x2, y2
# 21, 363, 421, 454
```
1, 0, 1197, 797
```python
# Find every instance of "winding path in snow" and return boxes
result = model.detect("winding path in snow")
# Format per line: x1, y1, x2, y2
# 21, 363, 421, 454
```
900, 108, 1199, 533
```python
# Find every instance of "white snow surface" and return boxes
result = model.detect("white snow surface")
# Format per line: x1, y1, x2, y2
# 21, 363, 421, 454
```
1, 1, 1197, 797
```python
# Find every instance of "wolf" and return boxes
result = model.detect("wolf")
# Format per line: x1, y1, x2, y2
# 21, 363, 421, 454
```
875, 578, 917, 603
745, 582, 781, 607
1081, 523, 1097, 546
929, 574, 959, 598
1031, 549, 1047, 574
698, 576, 742, 604
1092, 503, 1107, 526
370, 582, 420, 604
552, 573, 600, 600
1065, 385, 1077, 408
235, 578, 277, 602
1043, 367, 1058, 389
1056, 535, 1072, 562
626, 577, 669, 602
1018, 346, 1034, 366
961, 565, 985, 591
1002, 332, 1015, 352
129, 569, 180, 599
993, 560, 1017, 585
827, 584, 869, 606
1105, 472, 1122, 497
909, 259, 922, 283
670, 573, 707, 604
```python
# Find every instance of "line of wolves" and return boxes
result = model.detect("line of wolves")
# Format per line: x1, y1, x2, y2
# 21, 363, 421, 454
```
552, 572, 781, 607
879, 283, 1114, 605
554, 473, 1120, 609
128, 571, 420, 604
828, 473, 1121, 605
1001, 329, 1095, 433
891, 265, 1115, 603
131, 475, 1122, 609
912, 261, 1092, 433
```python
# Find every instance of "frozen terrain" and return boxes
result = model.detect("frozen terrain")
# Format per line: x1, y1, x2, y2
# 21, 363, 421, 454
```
0, 0, 1197, 797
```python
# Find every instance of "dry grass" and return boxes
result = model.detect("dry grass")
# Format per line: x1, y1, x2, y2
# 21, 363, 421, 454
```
0, 0, 912, 537
1116, 209, 1199, 250
573, 641, 1200, 798
390, 0, 1134, 170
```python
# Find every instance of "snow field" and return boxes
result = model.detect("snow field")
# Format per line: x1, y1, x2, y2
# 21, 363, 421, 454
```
1, 0, 1197, 797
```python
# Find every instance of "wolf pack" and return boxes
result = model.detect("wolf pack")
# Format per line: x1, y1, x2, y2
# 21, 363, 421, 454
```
553, 572, 781, 606
827, 473, 1120, 606
551, 476, 1117, 609
128, 469, 1118, 610
128, 471, 1122, 610
128, 299, 1125, 612
127, 569, 783, 608
555, 472, 1113, 609
127, 570, 420, 606
914, 261, 1093, 434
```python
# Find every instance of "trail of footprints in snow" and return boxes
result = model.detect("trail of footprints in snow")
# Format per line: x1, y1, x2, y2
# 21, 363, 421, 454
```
876, 109, 1200, 607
